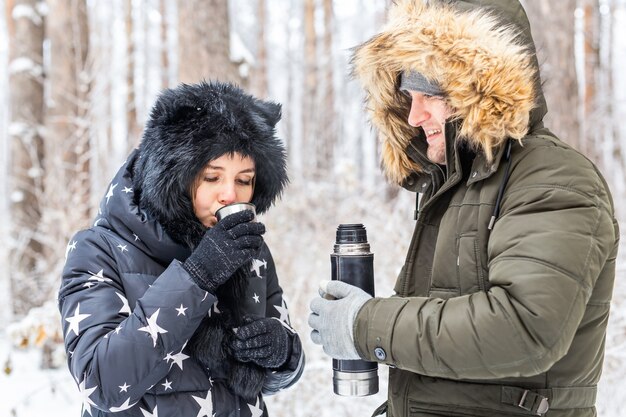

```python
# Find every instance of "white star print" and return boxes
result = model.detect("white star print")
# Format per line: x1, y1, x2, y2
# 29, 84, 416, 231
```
105, 183, 118, 204
114, 325, 123, 334
133, 233, 140, 241
66, 303, 91, 337
122, 186, 133, 194
162, 379, 172, 390
167, 341, 190, 370
115, 292, 131, 315
119, 382, 130, 393
65, 240, 77, 259
248, 396, 263, 417
93, 218, 102, 227
83, 282, 95, 288
88, 269, 113, 284
274, 299, 290, 324
252, 293, 260, 303
176, 304, 188, 316
138, 309, 168, 347
117, 244, 128, 253
109, 397, 137, 412
250, 258, 267, 278
77, 377, 97, 416
169, 350, 190, 371
140, 405, 158, 417
192, 390, 213, 417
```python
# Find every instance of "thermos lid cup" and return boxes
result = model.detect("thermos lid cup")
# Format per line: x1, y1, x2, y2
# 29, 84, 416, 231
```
336, 224, 367, 244
215, 202, 257, 222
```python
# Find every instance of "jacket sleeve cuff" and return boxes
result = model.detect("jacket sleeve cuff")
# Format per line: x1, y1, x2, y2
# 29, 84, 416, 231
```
262, 332, 305, 395
354, 297, 409, 364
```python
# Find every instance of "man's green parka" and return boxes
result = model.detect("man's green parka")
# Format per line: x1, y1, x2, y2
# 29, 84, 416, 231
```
351, 1, 620, 416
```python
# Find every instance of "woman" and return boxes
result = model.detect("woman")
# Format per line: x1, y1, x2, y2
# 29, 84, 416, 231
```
59, 81, 304, 417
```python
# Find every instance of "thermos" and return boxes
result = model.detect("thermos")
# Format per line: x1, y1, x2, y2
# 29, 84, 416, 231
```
331, 224, 379, 396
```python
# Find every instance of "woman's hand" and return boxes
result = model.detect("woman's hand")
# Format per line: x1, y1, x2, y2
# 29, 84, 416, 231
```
183, 210, 265, 293
230, 317, 292, 369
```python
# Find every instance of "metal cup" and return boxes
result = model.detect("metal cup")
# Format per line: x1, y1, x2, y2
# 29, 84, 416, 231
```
215, 202, 257, 222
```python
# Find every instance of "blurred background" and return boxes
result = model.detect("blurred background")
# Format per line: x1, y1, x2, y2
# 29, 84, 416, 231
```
0, 0, 625, 416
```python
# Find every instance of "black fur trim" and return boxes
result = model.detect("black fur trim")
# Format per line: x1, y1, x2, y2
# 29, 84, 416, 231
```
187, 263, 267, 401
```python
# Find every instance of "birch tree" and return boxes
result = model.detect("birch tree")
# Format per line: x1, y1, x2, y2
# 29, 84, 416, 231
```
251, 0, 268, 98
302, 0, 317, 175
1, 0, 12, 325
41, 0, 90, 310
7, 0, 45, 314
318, 0, 335, 173
177, 0, 242, 84
522, 1, 580, 149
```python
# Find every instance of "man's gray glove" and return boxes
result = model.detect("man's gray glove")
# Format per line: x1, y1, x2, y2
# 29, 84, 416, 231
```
183, 210, 265, 293
230, 317, 292, 369
308, 280, 371, 360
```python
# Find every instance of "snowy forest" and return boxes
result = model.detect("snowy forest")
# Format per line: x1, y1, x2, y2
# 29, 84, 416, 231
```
0, 0, 625, 416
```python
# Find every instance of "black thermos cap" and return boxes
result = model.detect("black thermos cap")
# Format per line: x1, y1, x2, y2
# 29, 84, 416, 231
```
336, 224, 368, 244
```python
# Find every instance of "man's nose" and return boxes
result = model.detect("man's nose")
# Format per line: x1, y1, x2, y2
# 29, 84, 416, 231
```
408, 96, 429, 127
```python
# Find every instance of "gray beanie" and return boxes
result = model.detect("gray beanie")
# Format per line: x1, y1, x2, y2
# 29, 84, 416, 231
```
399, 70, 444, 96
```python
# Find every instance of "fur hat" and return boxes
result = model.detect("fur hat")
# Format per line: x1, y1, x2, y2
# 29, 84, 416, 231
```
133, 81, 288, 247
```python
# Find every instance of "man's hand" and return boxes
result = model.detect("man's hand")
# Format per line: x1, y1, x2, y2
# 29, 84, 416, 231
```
308, 280, 371, 360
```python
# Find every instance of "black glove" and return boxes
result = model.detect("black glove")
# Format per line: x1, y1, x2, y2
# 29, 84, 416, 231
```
230, 317, 292, 369
183, 210, 265, 293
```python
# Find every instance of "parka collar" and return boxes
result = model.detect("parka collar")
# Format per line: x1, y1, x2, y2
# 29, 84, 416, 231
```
97, 150, 191, 265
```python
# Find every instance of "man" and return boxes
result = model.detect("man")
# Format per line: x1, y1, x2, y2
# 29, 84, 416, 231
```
308, 1, 620, 416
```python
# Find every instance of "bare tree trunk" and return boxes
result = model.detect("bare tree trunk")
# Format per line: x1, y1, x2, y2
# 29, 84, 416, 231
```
318, 0, 335, 173
302, 0, 317, 176
580, 0, 601, 163
284, 0, 302, 181
177, 0, 242, 85
251, 0, 268, 98
1, 0, 14, 327
160, 0, 169, 89
522, 1, 580, 149
7, 0, 46, 315
43, 0, 91, 313
126, 0, 141, 147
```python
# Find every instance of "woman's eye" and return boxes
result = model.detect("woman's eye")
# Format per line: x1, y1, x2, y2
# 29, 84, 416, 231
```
204, 177, 218, 183
237, 178, 253, 186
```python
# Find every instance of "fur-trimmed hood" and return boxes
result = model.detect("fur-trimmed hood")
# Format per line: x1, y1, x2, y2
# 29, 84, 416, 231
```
133, 81, 288, 247
352, 0, 547, 184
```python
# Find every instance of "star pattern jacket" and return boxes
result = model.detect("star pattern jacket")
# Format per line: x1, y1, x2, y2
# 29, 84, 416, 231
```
351, 1, 619, 416
58, 152, 304, 417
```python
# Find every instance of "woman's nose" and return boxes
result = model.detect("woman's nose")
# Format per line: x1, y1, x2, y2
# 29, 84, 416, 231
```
218, 184, 237, 205
408, 96, 429, 127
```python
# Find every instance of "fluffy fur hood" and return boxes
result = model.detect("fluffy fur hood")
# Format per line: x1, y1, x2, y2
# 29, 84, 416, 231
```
133, 81, 288, 247
352, 0, 547, 184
